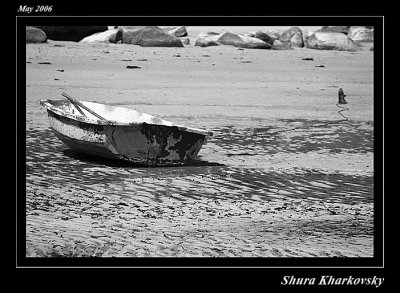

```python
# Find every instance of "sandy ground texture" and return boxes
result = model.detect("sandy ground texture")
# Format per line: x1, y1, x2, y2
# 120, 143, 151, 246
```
25, 26, 374, 258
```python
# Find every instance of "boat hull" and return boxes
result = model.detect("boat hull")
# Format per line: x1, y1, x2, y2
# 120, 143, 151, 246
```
46, 109, 208, 166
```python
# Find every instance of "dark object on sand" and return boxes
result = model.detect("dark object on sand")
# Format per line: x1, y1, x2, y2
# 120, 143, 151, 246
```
40, 93, 212, 166
302, 57, 314, 61
338, 88, 347, 104
126, 65, 141, 69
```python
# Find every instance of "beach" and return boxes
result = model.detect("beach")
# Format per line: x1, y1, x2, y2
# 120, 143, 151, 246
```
25, 26, 374, 257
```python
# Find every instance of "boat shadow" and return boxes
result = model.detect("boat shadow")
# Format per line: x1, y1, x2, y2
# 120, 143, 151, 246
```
63, 149, 225, 168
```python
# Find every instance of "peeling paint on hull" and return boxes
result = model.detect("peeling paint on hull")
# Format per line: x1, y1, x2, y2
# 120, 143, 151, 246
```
41, 99, 211, 166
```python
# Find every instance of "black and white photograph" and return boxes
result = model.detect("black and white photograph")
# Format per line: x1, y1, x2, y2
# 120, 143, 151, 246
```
13, 4, 386, 286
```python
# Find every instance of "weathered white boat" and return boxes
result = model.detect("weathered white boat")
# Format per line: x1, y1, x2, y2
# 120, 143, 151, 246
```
40, 95, 212, 166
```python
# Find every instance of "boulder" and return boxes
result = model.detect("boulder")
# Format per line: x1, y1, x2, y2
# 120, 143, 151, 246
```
80, 29, 120, 43
168, 26, 188, 37
266, 30, 281, 39
122, 26, 183, 47
320, 26, 351, 34
117, 26, 145, 32
272, 40, 293, 50
197, 31, 221, 39
161, 27, 175, 32
348, 26, 374, 42
217, 32, 271, 49
26, 26, 47, 43
180, 37, 190, 45
306, 30, 360, 51
304, 30, 314, 39
279, 27, 300, 41
253, 31, 278, 45
243, 31, 255, 37
109, 29, 123, 43
279, 27, 304, 47
113, 26, 142, 43
290, 32, 305, 48
194, 38, 219, 47
194, 32, 221, 47
303, 30, 314, 46
35, 26, 108, 42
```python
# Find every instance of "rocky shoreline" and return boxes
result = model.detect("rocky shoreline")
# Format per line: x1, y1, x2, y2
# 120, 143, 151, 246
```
27, 25, 374, 52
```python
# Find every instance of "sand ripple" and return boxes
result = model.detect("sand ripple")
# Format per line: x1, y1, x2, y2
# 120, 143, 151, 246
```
26, 121, 373, 257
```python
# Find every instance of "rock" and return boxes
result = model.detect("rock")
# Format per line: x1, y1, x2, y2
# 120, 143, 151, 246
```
113, 26, 144, 42
80, 29, 120, 43
180, 37, 190, 45
243, 31, 255, 37
267, 30, 281, 39
117, 26, 145, 32
195, 38, 220, 47
26, 26, 47, 43
303, 30, 314, 42
253, 31, 278, 45
35, 26, 108, 42
320, 26, 351, 34
161, 27, 175, 33
348, 26, 374, 42
194, 32, 221, 47
203, 31, 221, 36
272, 40, 292, 50
306, 30, 360, 51
122, 26, 183, 47
290, 32, 305, 48
168, 26, 188, 37
109, 29, 123, 43
279, 27, 304, 47
217, 32, 271, 49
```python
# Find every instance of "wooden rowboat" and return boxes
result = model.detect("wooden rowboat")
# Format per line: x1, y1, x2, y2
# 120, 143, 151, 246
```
40, 94, 212, 166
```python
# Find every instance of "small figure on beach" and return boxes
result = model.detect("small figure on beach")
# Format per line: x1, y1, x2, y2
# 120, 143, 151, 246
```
338, 88, 347, 104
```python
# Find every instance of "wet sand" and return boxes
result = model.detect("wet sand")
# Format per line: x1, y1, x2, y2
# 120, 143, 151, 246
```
25, 26, 374, 257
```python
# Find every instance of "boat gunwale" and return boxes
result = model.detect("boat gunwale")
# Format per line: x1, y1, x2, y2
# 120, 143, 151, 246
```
40, 99, 213, 137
